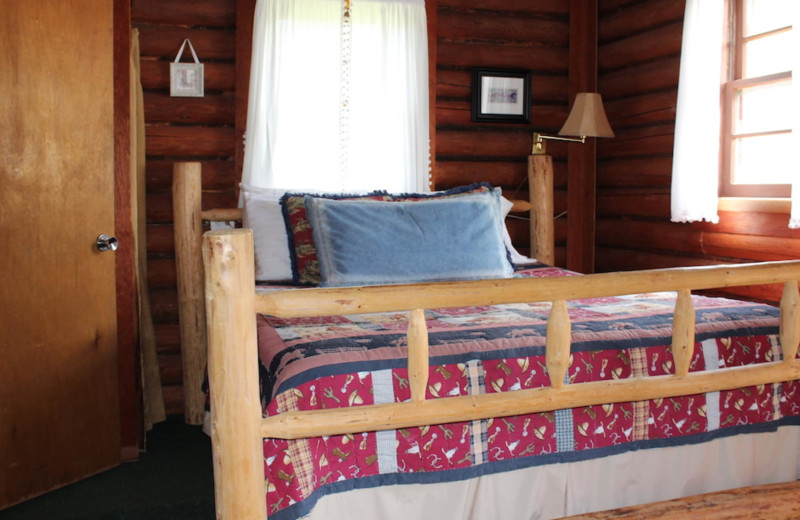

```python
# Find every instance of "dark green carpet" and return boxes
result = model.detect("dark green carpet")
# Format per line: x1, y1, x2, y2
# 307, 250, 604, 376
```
0, 416, 215, 519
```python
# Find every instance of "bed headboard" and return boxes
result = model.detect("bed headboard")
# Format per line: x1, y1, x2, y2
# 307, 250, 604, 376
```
172, 160, 556, 423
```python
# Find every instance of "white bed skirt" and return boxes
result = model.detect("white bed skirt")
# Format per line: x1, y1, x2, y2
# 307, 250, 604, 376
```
307, 425, 800, 520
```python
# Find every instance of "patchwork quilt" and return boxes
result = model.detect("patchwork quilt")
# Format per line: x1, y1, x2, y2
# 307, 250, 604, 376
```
253, 266, 800, 519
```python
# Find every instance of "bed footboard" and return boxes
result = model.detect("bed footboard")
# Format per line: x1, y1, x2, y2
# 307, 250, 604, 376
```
202, 228, 800, 519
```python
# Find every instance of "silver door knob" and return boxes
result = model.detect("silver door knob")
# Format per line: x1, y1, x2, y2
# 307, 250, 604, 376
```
96, 234, 118, 252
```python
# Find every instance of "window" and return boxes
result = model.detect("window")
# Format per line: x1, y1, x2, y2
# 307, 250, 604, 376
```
720, 0, 793, 198
671, 0, 798, 228
241, 0, 430, 194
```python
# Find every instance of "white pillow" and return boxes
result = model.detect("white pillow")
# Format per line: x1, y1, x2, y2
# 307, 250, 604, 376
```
240, 184, 293, 281
500, 195, 536, 264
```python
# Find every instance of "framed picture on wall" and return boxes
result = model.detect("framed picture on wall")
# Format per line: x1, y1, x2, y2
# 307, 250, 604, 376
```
170, 63, 205, 97
170, 39, 205, 98
471, 68, 531, 123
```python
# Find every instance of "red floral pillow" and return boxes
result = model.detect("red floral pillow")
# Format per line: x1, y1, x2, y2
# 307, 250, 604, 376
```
280, 183, 494, 286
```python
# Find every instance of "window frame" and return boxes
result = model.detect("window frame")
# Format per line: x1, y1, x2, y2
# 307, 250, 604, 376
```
719, 0, 792, 199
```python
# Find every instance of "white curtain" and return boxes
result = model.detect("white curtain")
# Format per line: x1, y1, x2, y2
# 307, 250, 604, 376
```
670, 0, 725, 224
243, 0, 430, 194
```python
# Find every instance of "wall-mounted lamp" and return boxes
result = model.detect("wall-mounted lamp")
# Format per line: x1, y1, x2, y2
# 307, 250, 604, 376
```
531, 92, 614, 154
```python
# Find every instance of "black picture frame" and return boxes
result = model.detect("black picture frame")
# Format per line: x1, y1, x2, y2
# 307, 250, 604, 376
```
471, 68, 531, 123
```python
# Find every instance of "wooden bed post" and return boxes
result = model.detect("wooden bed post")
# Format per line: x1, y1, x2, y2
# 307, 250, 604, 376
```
408, 309, 430, 402
546, 299, 571, 389
173, 162, 208, 425
203, 229, 266, 520
672, 289, 696, 377
528, 154, 555, 266
781, 280, 800, 362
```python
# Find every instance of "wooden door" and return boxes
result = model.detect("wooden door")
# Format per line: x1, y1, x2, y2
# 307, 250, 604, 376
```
0, 0, 120, 508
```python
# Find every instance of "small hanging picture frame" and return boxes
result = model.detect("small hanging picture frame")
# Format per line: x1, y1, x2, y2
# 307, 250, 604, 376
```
170, 39, 204, 98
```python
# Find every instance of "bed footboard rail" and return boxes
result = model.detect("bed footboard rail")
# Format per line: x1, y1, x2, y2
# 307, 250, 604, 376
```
203, 229, 800, 519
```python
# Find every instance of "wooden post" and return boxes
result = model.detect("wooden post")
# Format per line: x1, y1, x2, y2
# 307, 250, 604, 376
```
528, 154, 555, 266
672, 289, 696, 377
565, 0, 598, 275
408, 309, 430, 403
546, 300, 571, 389
203, 229, 266, 520
780, 280, 800, 362
173, 161, 208, 425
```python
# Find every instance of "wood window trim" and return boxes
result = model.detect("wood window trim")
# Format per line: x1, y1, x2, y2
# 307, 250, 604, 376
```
718, 196, 791, 214
719, 1, 792, 200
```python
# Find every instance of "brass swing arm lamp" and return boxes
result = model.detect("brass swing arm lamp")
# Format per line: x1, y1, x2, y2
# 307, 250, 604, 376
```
532, 133, 588, 154
531, 92, 614, 155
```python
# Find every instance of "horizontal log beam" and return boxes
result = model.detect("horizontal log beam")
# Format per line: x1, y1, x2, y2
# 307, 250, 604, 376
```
147, 257, 177, 289
145, 125, 236, 157
132, 0, 236, 27
438, 10, 569, 44
437, 41, 568, 72
136, 26, 236, 61
202, 208, 242, 222
438, 0, 567, 14
596, 218, 800, 262
599, 22, 683, 72
598, 132, 674, 160
597, 191, 670, 219
145, 159, 236, 192
256, 260, 800, 318
599, 56, 680, 99
147, 190, 236, 223
436, 103, 567, 129
435, 161, 528, 189
597, 157, 672, 189
261, 361, 800, 440
143, 92, 235, 125
598, 0, 684, 43
145, 224, 174, 254
435, 130, 543, 159
154, 322, 181, 354
604, 90, 677, 128
149, 287, 178, 322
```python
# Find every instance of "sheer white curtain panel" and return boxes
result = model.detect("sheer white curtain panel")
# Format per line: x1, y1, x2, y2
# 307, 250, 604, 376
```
670, 0, 725, 224
242, 0, 430, 194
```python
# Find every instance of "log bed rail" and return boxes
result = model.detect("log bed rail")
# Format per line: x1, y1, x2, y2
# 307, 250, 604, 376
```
202, 227, 800, 519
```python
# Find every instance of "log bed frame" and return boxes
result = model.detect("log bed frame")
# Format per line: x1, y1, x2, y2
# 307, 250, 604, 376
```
172, 161, 800, 519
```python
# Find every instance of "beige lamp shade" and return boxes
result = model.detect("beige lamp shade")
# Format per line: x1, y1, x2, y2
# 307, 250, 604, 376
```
558, 93, 615, 138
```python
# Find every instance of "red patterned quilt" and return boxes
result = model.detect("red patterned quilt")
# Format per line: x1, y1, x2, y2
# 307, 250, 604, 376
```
254, 266, 800, 519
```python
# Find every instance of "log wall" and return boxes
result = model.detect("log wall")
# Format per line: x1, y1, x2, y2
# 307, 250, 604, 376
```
133, 0, 239, 414
136, 0, 585, 414
136, 0, 798, 415
596, 0, 800, 303
434, 0, 572, 264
